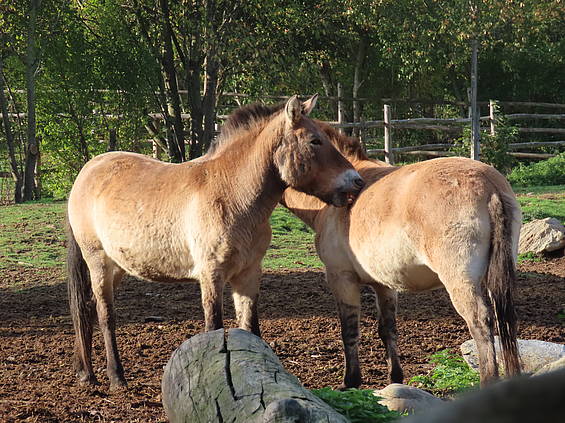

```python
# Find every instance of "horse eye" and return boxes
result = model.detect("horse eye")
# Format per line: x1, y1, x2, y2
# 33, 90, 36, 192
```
310, 138, 322, 146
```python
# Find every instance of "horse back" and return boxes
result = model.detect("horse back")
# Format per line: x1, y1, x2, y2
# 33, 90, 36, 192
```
331, 158, 519, 290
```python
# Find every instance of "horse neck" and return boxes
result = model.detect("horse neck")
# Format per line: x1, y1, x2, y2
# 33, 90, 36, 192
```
202, 115, 287, 224
281, 188, 326, 230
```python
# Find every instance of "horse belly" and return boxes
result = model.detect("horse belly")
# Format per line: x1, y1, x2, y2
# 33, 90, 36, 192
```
101, 227, 197, 283
351, 231, 442, 292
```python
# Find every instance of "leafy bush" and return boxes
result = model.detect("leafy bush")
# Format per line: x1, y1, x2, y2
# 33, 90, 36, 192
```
451, 105, 517, 174
312, 388, 401, 422
409, 349, 479, 395
508, 152, 565, 187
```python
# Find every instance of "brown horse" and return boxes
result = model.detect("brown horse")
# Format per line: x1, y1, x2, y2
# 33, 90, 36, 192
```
281, 122, 522, 388
67, 95, 365, 388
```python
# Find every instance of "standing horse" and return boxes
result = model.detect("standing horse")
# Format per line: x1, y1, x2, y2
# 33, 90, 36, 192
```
281, 122, 522, 388
67, 95, 365, 388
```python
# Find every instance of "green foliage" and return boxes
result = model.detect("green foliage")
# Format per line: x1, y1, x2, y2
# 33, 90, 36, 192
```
451, 106, 518, 174
508, 153, 565, 187
312, 387, 401, 422
409, 349, 479, 395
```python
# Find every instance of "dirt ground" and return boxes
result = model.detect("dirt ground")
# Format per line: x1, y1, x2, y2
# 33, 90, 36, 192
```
1, 257, 564, 422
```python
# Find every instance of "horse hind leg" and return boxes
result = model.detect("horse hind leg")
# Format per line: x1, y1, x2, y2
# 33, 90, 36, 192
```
442, 276, 498, 386
231, 264, 261, 337
85, 252, 127, 389
326, 269, 362, 389
372, 284, 403, 384
67, 228, 98, 385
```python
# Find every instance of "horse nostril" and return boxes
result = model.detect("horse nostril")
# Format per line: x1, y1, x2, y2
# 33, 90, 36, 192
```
354, 178, 365, 188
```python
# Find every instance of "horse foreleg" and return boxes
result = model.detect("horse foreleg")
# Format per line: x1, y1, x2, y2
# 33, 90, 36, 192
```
231, 264, 261, 337
443, 277, 498, 386
88, 254, 126, 389
326, 269, 362, 389
372, 284, 403, 384
200, 273, 225, 332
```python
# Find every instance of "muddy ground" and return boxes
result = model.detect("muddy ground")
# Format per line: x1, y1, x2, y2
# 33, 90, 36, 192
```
1, 257, 563, 422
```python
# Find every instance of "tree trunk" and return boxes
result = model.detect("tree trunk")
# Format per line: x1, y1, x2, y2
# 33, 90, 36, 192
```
162, 329, 349, 423
186, 57, 204, 159
352, 33, 368, 138
200, 54, 219, 157
160, 0, 185, 162
319, 60, 337, 118
0, 56, 23, 203
23, 0, 41, 201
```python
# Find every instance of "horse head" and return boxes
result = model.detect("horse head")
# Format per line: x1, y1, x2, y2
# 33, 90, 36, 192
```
274, 95, 365, 207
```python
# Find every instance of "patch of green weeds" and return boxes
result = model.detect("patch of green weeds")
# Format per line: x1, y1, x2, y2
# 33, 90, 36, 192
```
409, 349, 479, 396
517, 252, 544, 263
312, 387, 402, 422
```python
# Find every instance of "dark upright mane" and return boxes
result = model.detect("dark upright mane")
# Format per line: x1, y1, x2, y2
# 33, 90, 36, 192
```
206, 101, 285, 155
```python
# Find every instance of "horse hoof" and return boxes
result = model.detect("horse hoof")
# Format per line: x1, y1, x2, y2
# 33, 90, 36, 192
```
78, 375, 100, 387
110, 378, 127, 391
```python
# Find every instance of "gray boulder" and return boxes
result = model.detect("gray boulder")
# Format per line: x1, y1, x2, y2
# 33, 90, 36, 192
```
518, 217, 565, 254
373, 383, 443, 414
461, 337, 565, 374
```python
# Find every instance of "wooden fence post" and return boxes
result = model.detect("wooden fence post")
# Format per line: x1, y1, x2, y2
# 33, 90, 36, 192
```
470, 39, 480, 160
337, 82, 345, 133
384, 104, 394, 164
489, 100, 496, 136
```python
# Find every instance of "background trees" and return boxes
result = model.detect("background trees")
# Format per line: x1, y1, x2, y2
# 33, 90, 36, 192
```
1, 0, 564, 201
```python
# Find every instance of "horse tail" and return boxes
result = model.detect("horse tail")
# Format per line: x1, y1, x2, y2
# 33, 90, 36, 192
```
67, 221, 95, 373
486, 192, 521, 377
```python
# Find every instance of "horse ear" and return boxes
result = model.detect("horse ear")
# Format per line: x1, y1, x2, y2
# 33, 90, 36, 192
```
302, 93, 319, 116
285, 95, 302, 125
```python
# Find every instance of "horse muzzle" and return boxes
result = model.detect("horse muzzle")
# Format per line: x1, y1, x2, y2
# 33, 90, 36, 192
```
330, 170, 365, 207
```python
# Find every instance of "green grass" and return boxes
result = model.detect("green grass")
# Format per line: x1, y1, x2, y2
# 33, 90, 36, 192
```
516, 194, 565, 223
0, 200, 321, 270
409, 349, 479, 396
0, 200, 67, 269
512, 185, 565, 195
263, 207, 322, 270
312, 388, 401, 422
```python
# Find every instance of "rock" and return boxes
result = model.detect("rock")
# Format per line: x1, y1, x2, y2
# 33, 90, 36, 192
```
373, 383, 443, 414
461, 337, 565, 374
161, 329, 348, 423
518, 217, 565, 254
533, 355, 565, 376
401, 368, 565, 423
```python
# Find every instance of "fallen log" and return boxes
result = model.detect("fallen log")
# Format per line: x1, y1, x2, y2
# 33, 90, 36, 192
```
162, 328, 348, 423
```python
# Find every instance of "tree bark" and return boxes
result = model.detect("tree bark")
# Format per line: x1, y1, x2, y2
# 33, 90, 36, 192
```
160, 0, 185, 162
0, 56, 23, 203
200, 53, 219, 157
162, 329, 349, 423
352, 32, 368, 138
23, 0, 41, 201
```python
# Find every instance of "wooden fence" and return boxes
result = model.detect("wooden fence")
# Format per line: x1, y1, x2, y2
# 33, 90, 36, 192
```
329, 100, 565, 165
